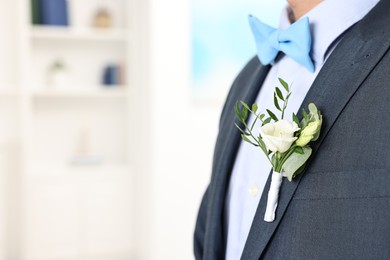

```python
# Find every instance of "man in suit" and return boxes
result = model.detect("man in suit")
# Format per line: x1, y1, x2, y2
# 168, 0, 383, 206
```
194, 0, 390, 259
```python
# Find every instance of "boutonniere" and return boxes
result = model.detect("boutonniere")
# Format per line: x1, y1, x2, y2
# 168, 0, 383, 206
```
235, 78, 322, 222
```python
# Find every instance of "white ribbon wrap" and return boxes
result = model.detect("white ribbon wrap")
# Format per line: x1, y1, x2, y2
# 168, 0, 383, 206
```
264, 171, 283, 222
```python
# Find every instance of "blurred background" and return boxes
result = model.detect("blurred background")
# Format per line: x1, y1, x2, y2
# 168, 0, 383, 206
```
0, 0, 283, 259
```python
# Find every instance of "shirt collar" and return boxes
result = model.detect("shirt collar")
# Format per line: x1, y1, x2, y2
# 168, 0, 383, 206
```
279, 0, 380, 66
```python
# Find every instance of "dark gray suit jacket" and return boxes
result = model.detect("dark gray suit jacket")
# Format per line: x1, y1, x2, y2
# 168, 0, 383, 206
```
194, 1, 390, 259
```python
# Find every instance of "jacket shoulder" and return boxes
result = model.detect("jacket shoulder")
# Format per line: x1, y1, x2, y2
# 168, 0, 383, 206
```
219, 56, 264, 127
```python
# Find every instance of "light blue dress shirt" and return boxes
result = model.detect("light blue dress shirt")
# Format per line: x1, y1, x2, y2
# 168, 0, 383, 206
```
225, 0, 380, 259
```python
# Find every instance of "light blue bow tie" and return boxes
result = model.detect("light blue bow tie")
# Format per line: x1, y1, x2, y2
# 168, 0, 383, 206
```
248, 15, 315, 73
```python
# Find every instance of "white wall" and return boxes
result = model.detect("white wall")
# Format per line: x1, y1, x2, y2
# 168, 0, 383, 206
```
146, 0, 224, 259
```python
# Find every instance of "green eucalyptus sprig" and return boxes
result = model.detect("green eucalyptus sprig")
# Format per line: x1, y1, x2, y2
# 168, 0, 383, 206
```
235, 78, 322, 181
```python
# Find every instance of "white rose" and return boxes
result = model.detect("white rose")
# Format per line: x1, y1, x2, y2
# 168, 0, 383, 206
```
260, 120, 300, 153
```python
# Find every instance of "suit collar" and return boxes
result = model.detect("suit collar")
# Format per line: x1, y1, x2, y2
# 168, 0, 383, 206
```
241, 0, 390, 258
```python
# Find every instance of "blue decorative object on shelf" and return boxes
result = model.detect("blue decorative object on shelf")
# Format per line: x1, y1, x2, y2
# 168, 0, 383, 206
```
103, 65, 119, 86
40, 0, 69, 26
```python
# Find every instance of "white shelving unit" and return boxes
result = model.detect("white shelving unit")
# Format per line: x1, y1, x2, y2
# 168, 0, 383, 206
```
0, 0, 143, 259
32, 87, 129, 99
30, 26, 129, 42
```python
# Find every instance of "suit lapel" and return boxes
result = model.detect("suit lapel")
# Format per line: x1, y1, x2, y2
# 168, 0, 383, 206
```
241, 1, 390, 258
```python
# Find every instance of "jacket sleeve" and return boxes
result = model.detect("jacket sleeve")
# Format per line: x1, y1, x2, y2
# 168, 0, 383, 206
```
192, 70, 241, 259
193, 185, 210, 260
193, 56, 263, 259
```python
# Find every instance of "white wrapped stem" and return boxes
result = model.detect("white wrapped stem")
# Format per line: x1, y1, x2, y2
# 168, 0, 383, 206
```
264, 171, 283, 222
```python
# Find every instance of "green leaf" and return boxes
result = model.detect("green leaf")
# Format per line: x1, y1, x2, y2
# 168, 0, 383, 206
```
294, 146, 304, 154
250, 115, 258, 132
278, 78, 289, 92
252, 103, 258, 114
275, 87, 284, 101
274, 94, 281, 111
282, 146, 312, 181
301, 108, 308, 119
240, 101, 250, 111
241, 134, 258, 147
257, 137, 268, 154
241, 134, 250, 142
235, 101, 242, 121
300, 108, 309, 128
293, 113, 299, 125
293, 163, 306, 178
262, 117, 272, 126
286, 92, 292, 100
266, 109, 278, 121
308, 103, 318, 114
242, 106, 248, 121
311, 114, 323, 142
234, 122, 249, 136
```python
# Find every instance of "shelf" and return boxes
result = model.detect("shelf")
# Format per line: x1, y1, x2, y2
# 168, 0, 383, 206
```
30, 26, 129, 42
32, 87, 128, 99
26, 163, 132, 179
30, 162, 131, 177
